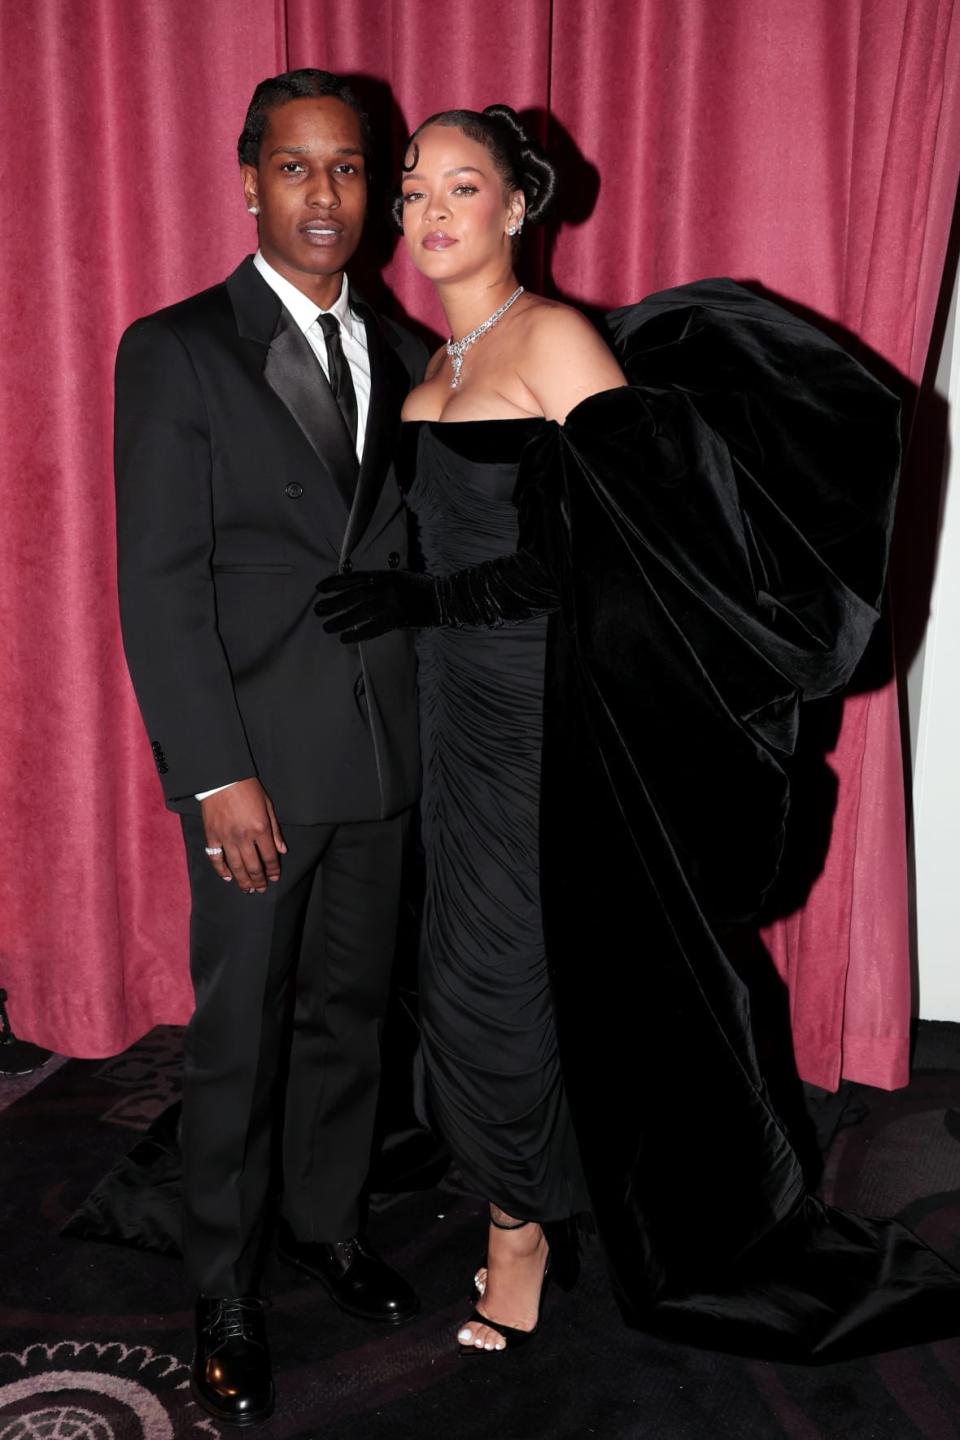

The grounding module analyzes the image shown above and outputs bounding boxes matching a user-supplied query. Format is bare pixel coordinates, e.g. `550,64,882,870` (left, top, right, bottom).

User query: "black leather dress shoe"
277,1223,420,1324
190,1295,274,1427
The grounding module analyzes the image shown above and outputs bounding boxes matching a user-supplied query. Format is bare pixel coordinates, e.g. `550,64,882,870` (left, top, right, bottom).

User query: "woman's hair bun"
481,104,558,225
482,104,528,142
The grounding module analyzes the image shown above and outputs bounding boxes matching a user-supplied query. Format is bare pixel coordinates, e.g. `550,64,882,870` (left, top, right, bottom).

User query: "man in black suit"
115,70,425,1427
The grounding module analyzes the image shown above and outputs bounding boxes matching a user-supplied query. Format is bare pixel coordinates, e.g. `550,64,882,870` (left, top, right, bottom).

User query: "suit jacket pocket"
212,563,294,574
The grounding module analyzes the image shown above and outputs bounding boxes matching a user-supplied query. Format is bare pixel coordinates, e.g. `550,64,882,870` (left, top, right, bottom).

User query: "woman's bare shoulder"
513,296,626,422
513,295,601,344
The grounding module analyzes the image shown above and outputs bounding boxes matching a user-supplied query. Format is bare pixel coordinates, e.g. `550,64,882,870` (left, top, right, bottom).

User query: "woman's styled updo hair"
393,103,558,229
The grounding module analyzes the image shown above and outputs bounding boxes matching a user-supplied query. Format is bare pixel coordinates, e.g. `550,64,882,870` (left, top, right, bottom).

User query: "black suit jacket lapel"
342,301,407,559
265,312,358,512
226,257,358,516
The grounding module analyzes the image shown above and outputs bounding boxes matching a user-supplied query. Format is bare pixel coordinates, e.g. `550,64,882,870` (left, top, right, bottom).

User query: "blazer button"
284,482,304,499
388,552,401,569
340,558,353,574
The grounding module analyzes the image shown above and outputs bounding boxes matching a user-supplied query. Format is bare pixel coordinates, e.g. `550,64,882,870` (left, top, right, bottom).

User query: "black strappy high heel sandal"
459,1213,579,1355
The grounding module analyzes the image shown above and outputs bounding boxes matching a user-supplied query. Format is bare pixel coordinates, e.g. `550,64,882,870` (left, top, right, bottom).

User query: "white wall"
911,265,960,1021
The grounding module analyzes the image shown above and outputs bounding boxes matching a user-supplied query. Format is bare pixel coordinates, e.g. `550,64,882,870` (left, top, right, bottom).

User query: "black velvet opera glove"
314,552,558,644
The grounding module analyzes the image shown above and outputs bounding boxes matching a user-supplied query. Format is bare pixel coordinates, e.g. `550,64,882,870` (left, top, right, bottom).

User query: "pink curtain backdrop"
2,1,958,1071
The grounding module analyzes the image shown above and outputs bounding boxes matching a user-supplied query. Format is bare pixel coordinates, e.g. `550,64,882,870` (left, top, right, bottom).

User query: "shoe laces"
203,1297,266,1341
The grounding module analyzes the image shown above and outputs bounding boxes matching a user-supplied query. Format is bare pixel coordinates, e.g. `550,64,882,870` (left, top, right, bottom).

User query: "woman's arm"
315,430,562,643
315,546,557,642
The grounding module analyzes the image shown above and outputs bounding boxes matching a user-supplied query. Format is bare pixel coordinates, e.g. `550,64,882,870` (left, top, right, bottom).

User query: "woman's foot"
457,1209,549,1352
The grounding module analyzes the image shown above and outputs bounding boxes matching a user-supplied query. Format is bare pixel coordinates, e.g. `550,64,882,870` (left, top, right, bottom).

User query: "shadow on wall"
890,186,960,692
335,75,424,344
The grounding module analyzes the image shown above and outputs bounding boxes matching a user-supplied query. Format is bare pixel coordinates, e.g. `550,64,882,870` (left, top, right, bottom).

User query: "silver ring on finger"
204,846,224,857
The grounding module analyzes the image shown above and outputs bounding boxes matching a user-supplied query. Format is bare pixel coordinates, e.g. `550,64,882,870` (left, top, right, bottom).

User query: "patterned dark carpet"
2,1023,960,1440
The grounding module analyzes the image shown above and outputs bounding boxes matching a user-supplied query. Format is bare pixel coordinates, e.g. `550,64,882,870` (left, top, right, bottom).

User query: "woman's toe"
457,1319,507,1351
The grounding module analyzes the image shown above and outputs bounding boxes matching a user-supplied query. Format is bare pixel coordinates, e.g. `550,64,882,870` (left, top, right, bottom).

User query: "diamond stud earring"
247,204,260,215
507,220,524,237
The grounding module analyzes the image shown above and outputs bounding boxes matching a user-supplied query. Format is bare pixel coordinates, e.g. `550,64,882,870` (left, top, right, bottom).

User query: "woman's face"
399,124,523,283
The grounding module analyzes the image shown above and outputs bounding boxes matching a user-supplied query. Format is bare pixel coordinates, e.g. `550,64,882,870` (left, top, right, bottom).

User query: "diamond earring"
507,220,523,237
248,204,260,215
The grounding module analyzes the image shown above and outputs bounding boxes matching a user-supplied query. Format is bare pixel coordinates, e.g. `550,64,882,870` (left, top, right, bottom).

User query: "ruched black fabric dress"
390,281,960,1362
399,417,588,1224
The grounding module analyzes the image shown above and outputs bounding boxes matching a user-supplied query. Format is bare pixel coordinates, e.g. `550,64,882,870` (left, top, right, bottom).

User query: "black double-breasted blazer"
115,255,426,824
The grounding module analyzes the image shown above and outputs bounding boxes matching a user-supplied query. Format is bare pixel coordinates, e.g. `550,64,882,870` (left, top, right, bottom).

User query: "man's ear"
240,164,259,214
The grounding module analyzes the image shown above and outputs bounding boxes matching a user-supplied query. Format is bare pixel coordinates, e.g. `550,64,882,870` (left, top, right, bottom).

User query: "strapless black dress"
399,418,587,1221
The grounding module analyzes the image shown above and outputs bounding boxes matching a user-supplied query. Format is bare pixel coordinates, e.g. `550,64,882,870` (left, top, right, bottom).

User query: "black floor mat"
2,1023,959,1439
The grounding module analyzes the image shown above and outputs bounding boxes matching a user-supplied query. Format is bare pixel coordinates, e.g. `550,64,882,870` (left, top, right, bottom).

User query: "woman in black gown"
318,106,960,1361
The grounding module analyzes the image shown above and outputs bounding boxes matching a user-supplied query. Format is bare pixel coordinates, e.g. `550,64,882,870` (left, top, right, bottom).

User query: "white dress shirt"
196,253,371,803
253,250,370,463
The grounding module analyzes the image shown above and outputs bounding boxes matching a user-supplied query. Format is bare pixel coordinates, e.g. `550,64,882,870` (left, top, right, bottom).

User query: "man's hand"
200,778,287,893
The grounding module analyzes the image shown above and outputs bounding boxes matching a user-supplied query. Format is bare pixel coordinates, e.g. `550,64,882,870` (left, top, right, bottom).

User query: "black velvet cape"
516,280,960,1360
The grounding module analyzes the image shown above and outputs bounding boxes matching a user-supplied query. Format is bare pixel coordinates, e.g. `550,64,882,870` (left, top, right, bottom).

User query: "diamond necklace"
445,286,524,389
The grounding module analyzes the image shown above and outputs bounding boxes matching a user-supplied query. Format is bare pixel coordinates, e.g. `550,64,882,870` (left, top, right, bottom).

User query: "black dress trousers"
179,811,406,1296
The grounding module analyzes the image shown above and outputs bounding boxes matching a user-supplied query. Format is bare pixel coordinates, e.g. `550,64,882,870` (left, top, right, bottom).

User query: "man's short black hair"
237,68,372,167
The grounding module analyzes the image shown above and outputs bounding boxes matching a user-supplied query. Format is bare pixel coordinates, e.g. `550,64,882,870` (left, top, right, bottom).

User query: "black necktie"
317,312,359,450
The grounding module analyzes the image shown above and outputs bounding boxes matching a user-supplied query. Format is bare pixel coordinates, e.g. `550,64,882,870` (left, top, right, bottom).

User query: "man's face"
241,96,367,288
